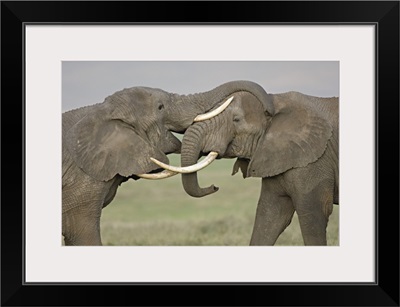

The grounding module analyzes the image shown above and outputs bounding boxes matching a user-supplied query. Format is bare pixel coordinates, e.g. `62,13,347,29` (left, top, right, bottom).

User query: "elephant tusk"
150,151,218,174
137,170,178,180
193,96,234,122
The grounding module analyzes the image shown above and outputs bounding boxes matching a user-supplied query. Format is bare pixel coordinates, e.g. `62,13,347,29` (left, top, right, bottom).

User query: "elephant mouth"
224,143,235,158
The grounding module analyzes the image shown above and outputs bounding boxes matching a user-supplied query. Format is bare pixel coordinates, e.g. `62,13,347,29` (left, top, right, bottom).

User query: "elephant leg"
62,205,102,246
250,179,295,245
293,185,334,246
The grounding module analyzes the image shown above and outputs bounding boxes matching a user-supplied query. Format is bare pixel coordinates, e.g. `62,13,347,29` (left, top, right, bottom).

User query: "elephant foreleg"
293,186,334,246
250,179,295,245
62,206,102,246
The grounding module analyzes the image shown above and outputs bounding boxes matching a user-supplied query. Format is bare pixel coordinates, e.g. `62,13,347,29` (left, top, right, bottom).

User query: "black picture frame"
1,1,399,306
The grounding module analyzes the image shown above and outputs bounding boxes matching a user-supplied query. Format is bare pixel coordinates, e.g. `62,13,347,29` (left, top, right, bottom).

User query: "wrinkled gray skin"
62,82,265,245
180,81,339,246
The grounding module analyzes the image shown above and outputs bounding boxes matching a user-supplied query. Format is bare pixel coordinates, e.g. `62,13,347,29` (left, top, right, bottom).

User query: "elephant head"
64,87,182,181
151,81,335,197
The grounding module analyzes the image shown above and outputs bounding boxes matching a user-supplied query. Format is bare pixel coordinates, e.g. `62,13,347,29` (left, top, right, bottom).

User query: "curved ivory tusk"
193,96,234,122
137,170,178,180
150,151,218,174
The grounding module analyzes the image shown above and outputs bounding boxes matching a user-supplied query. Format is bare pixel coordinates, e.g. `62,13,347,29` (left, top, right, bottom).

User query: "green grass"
101,154,339,246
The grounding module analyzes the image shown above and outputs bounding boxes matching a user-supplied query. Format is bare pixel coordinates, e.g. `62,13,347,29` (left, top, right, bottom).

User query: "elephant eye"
233,116,240,122
158,104,164,111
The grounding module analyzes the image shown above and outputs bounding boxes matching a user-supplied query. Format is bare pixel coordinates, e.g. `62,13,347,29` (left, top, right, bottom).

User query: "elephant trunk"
181,123,218,198
167,80,274,132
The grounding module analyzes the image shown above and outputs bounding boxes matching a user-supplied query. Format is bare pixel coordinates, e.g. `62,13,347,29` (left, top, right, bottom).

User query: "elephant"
152,81,339,246
62,81,269,245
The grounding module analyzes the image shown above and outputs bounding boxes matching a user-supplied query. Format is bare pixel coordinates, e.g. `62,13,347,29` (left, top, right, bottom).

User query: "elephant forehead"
136,87,169,101
229,100,244,115
240,95,265,121
109,87,167,106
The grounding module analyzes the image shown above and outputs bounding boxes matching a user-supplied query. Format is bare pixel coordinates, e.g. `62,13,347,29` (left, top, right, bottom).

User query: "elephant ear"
247,94,332,178
65,114,168,181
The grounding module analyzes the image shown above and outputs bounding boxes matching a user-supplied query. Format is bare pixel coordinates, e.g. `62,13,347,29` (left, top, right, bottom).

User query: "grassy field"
101,154,339,246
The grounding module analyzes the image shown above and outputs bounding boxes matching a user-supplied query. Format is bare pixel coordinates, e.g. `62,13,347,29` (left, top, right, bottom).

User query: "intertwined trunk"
167,80,273,132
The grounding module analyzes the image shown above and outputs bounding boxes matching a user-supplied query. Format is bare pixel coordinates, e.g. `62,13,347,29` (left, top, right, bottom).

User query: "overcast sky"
62,61,339,112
